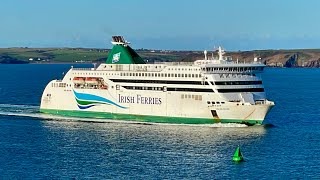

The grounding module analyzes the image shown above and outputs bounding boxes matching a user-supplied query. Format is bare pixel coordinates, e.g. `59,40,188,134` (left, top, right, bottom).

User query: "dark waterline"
0,64,319,178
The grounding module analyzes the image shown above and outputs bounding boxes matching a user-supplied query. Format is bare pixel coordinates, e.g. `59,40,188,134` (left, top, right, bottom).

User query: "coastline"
1,47,320,67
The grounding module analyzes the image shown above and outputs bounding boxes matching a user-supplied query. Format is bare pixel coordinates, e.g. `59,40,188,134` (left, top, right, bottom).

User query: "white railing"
72,68,94,71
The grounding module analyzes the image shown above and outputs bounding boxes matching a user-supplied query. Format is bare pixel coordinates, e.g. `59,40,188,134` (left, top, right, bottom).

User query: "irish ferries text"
118,94,162,105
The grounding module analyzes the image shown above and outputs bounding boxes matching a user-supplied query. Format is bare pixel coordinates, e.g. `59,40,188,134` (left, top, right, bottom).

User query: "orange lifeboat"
85,77,99,85
73,77,85,84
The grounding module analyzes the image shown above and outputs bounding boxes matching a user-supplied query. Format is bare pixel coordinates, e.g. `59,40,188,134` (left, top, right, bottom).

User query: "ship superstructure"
40,36,274,125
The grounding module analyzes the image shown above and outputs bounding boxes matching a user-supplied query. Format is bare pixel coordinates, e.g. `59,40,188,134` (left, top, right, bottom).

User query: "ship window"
199,96,202,100
181,94,184,99
181,74,184,77
207,101,210,104
188,74,191,77
165,74,167,77
168,74,170,77
175,74,177,77
171,74,174,77
178,74,180,77
192,74,195,78
222,102,225,104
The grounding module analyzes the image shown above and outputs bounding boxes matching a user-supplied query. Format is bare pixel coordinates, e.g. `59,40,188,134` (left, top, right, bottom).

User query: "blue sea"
0,64,319,179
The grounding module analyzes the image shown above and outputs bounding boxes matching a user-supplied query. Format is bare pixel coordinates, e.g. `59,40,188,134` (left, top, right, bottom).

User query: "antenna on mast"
218,46,225,60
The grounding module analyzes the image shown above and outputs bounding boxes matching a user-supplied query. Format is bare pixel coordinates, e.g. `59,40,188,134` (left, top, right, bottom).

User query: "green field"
0,48,187,64
0,48,108,63
1,47,320,67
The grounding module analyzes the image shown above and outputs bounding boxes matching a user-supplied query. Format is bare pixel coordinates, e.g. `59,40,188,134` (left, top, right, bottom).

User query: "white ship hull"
40,36,274,125
40,77,274,125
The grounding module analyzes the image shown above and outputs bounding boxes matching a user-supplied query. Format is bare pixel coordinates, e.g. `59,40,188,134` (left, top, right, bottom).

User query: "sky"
1,0,320,50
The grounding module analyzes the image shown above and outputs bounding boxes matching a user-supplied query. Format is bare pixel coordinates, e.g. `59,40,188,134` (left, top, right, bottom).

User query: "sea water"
0,64,319,179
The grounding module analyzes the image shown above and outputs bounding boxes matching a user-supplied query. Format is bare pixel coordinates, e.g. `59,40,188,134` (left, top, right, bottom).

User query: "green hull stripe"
75,98,103,106
39,109,262,125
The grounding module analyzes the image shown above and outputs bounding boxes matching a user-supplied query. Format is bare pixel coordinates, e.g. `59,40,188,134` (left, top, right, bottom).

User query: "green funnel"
232,146,244,162
106,36,145,64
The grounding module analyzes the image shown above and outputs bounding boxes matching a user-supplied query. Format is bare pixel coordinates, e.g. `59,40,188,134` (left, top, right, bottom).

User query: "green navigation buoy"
232,146,244,162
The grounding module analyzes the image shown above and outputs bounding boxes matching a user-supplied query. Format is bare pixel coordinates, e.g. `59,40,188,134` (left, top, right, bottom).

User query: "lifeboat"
85,77,99,85
73,77,85,84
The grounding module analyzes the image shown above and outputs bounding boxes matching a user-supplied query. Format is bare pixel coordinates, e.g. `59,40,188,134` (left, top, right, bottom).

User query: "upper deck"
83,61,265,75
72,36,265,75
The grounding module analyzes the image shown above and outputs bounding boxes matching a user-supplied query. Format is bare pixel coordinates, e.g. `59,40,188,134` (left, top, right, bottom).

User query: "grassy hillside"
0,48,108,63
1,47,320,67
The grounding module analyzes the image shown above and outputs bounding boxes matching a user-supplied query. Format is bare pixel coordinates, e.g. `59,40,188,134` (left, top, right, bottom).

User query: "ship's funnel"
106,36,145,64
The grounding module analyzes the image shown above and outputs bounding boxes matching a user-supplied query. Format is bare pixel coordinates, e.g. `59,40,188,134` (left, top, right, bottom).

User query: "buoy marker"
232,146,244,162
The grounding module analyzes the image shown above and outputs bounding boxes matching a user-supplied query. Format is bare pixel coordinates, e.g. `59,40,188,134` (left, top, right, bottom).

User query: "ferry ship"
40,36,274,125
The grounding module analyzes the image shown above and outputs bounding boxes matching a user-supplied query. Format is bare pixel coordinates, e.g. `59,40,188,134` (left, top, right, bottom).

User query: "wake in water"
0,104,248,128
